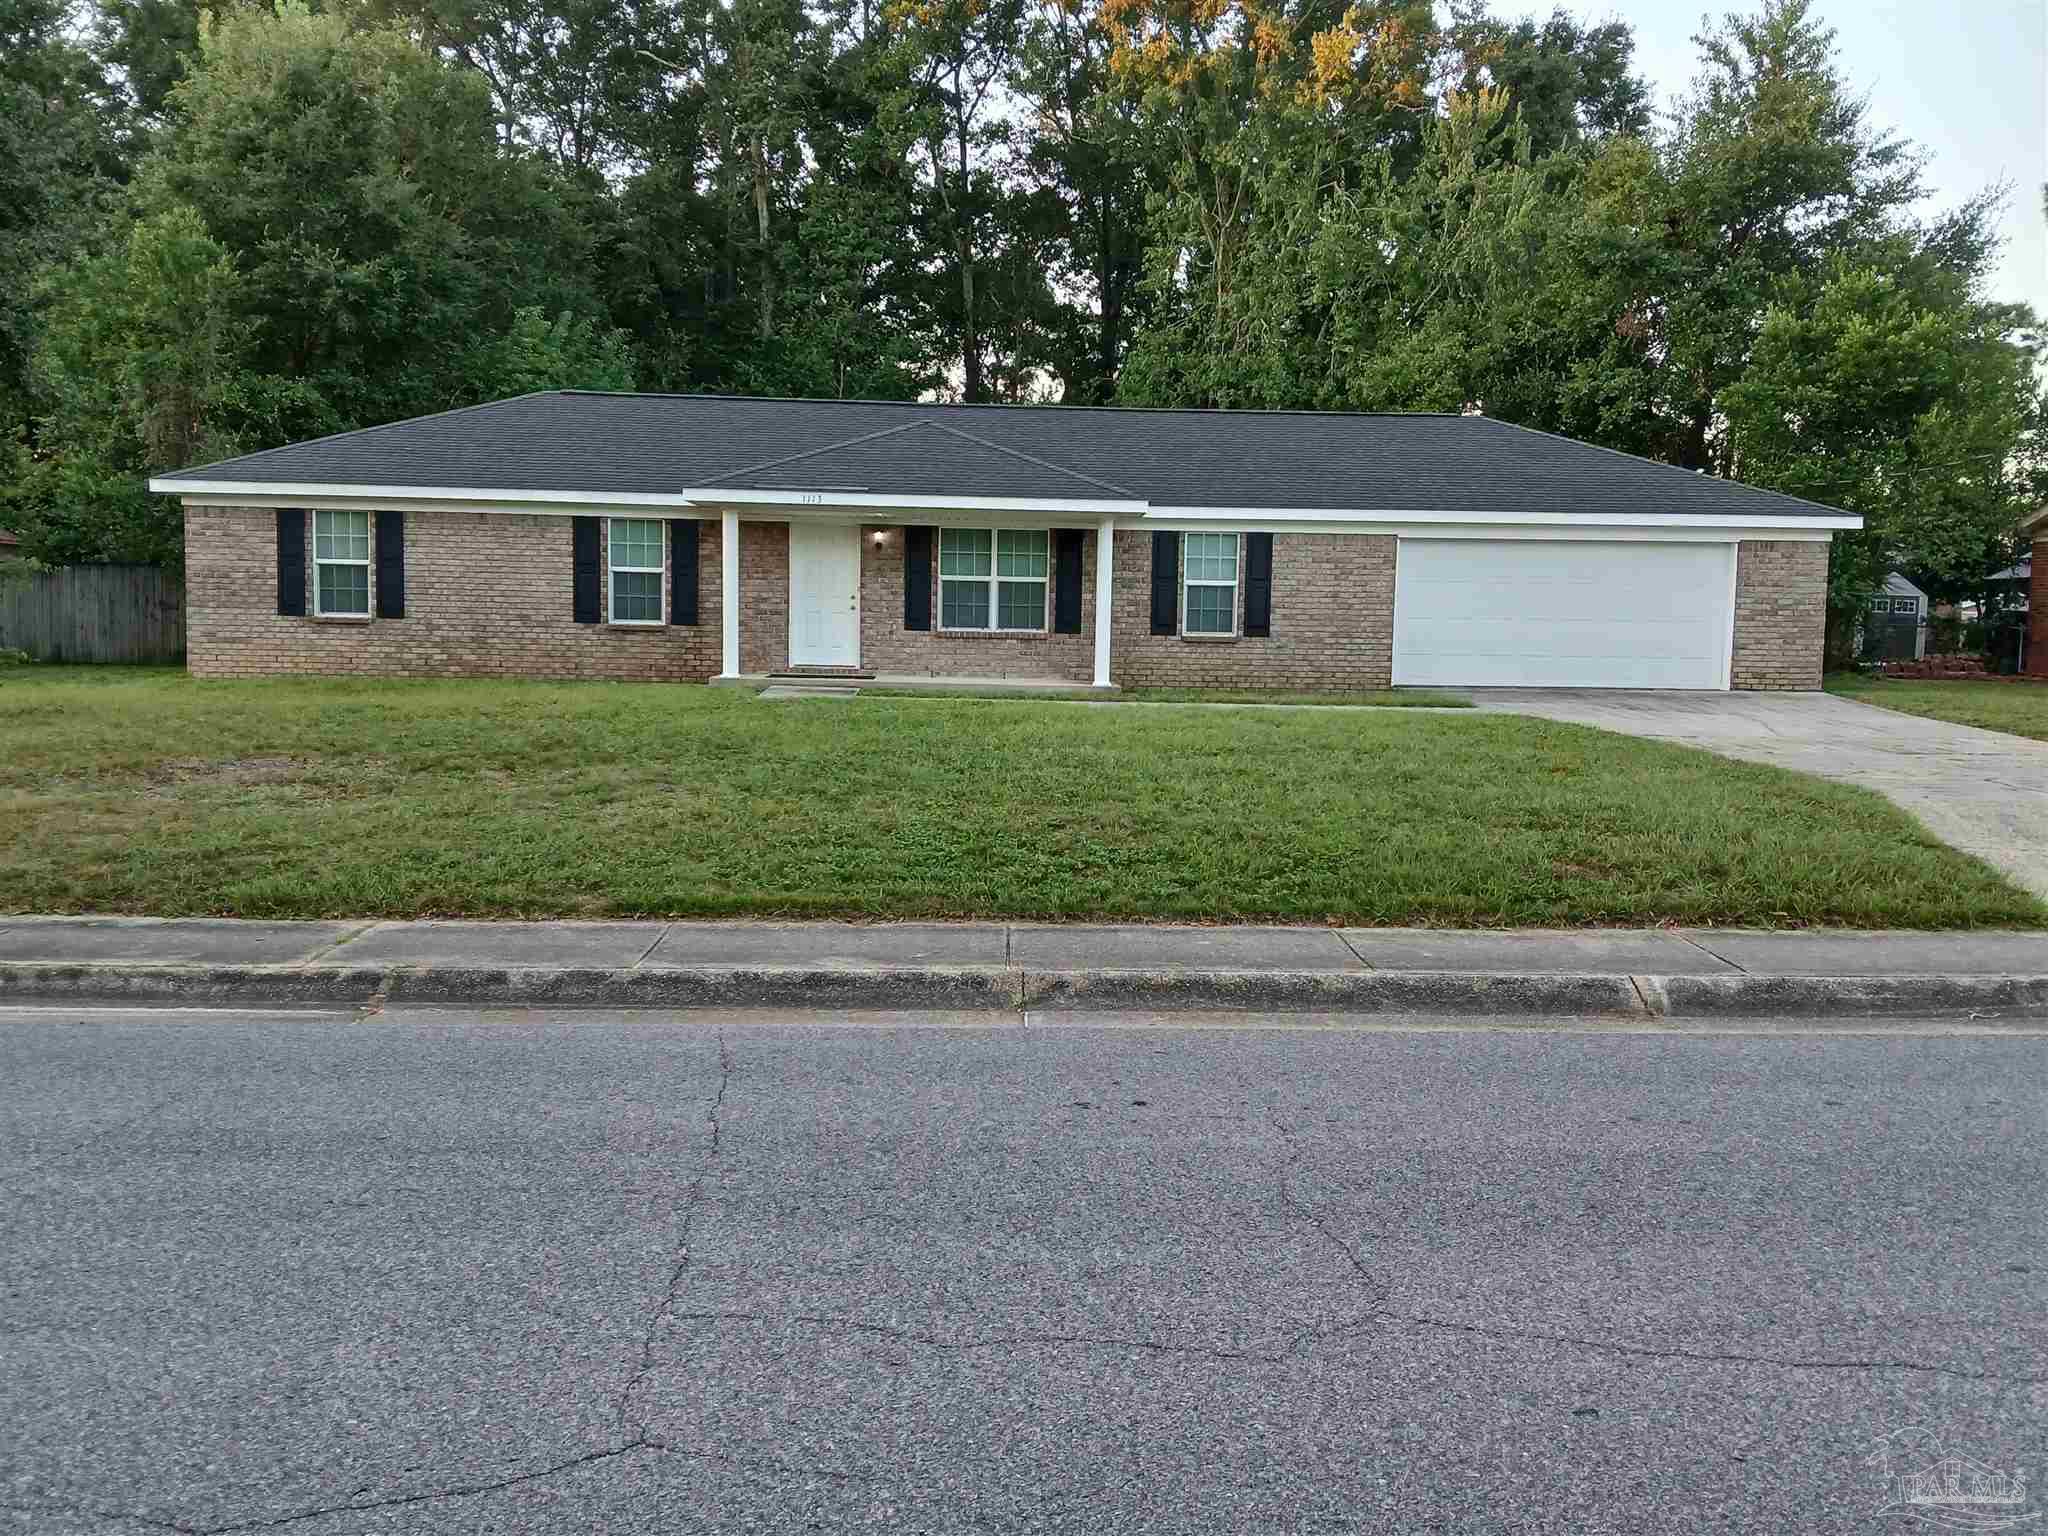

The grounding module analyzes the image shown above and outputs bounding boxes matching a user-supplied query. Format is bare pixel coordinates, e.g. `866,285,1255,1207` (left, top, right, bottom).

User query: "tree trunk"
960,231,981,402
954,112,980,403
1096,207,1122,400
752,133,773,340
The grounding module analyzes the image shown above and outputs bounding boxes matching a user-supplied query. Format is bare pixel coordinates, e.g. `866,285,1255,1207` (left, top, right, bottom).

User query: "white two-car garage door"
1392,538,1735,690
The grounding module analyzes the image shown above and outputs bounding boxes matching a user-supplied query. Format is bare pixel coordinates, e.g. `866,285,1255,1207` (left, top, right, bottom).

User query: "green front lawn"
2,667,2038,926
1826,673,2048,743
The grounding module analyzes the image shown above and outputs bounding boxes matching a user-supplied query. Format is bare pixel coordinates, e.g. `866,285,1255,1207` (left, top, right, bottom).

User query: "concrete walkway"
1470,689,2048,901
2,916,2045,1020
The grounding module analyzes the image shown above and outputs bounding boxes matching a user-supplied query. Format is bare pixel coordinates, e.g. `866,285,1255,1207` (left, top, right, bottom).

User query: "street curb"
0,964,1026,1012
1647,973,2048,1019
1018,969,1646,1016
5,962,2048,1019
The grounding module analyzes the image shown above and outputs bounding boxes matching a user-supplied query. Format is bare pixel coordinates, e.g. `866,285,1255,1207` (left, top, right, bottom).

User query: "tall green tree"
16,2,632,565
1724,250,2042,660
12,206,267,564
1,0,126,454
1011,0,1161,401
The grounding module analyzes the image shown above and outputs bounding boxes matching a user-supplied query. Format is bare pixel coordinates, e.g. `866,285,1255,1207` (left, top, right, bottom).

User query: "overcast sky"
1492,1,2047,317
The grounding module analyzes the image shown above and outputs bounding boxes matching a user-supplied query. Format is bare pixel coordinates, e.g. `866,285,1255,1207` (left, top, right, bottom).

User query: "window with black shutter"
571,516,601,624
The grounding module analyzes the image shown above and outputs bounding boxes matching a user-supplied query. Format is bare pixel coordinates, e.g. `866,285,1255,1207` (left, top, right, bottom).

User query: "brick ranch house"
150,392,1860,691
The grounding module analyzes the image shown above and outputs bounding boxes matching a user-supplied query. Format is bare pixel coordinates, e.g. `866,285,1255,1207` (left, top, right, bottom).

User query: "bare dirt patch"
145,756,307,791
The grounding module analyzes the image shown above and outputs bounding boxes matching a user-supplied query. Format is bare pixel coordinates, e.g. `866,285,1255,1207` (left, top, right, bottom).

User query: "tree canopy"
2,0,2038,649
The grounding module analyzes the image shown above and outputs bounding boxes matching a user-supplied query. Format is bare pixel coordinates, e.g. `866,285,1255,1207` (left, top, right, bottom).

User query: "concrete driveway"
1469,689,2048,901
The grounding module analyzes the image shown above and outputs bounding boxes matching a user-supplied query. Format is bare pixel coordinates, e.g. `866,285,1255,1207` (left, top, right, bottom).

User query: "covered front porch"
707,507,1120,689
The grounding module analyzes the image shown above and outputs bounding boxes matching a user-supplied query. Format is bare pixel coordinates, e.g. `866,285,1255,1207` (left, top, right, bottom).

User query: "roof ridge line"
921,421,1137,498
695,420,926,486
556,388,1469,421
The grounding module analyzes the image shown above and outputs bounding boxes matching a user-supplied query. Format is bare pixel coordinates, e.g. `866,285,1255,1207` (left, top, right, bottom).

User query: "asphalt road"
2,1007,2043,1534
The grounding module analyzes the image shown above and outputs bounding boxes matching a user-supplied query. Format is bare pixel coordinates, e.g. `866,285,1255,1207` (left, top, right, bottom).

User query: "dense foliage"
1,0,2039,645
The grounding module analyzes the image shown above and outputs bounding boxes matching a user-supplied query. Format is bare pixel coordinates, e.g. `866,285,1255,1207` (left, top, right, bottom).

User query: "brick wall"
846,526,1396,687
1729,538,1827,690
186,505,724,681
737,520,790,675
2028,538,2047,678
188,508,1830,692
1109,531,1396,690
858,525,1095,681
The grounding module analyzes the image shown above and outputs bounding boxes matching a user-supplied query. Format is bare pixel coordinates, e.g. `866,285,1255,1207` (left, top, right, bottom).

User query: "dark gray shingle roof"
160,391,1849,520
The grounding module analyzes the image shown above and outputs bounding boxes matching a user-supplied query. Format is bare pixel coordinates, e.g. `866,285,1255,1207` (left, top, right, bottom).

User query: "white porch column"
1092,517,1115,688
719,508,741,677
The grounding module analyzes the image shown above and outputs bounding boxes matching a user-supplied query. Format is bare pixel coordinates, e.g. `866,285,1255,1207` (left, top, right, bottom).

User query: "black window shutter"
276,509,306,616
1052,529,1084,634
1242,532,1273,637
374,510,405,618
903,526,933,631
572,516,601,624
1149,531,1180,636
670,519,699,626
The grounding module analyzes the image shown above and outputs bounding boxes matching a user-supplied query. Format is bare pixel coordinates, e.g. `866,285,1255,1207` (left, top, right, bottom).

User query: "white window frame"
311,509,371,617
937,527,1049,634
1180,532,1240,637
607,516,665,626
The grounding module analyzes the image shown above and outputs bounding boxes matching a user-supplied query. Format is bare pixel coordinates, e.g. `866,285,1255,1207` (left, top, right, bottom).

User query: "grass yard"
855,686,1471,707
2,667,2039,927
1827,672,2048,744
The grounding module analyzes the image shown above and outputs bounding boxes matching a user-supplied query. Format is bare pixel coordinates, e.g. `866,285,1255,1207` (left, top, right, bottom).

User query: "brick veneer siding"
188,508,1829,691
1729,538,1828,690
850,526,1395,687
1110,530,1396,690
858,525,1096,680
2027,538,2047,677
186,504,726,681
736,520,790,675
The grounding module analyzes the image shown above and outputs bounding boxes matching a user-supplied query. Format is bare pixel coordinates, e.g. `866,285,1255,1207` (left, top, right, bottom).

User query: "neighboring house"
1863,573,1928,661
147,392,1861,692
0,528,19,559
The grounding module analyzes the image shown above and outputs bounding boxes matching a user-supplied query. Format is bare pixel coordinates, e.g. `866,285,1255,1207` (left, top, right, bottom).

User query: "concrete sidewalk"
1,916,2045,1020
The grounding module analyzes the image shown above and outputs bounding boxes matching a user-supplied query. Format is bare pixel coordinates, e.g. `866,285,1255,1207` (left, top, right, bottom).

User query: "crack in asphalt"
4,1435,896,1535
661,1307,1368,1365
613,1030,733,1436
1264,1111,2030,1384
1380,1311,2040,1383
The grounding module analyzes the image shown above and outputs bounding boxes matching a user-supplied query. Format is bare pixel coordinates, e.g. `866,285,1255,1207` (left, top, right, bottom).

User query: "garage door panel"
1399,575,1728,625
1393,539,1733,690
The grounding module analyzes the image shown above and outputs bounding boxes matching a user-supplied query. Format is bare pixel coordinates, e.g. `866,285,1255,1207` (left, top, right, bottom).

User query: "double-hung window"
608,518,664,624
312,510,370,616
1182,532,1239,635
939,528,1047,631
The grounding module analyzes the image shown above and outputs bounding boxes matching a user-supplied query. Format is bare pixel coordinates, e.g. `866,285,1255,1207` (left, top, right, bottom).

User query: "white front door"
1392,538,1735,690
787,522,862,668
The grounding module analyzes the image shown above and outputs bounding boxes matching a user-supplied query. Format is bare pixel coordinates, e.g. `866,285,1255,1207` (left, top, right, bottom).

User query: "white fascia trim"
1130,519,1837,543
150,479,702,512
1135,505,1861,531
681,488,1150,515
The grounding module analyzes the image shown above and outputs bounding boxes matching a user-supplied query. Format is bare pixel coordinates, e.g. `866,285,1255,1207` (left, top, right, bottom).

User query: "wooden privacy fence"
0,564,185,663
